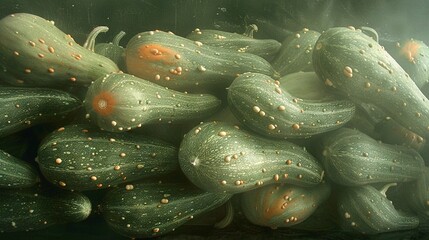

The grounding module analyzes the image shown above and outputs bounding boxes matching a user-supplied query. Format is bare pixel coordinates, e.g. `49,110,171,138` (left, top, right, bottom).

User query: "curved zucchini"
178,121,324,194
84,73,221,132
0,13,119,87
94,31,126,71
100,180,231,238
0,149,39,188
0,185,91,232
227,72,355,138
0,87,81,138
402,167,429,215
125,30,278,91
312,27,429,139
240,181,331,228
337,184,419,234
272,29,320,76
320,128,424,186
37,124,178,191
186,28,281,60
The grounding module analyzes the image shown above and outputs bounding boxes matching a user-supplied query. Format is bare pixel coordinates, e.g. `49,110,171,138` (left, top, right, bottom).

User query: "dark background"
0,0,428,46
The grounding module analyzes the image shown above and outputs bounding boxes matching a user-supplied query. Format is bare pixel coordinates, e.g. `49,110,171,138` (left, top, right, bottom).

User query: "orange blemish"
401,40,421,63
262,186,288,221
92,91,116,116
126,43,182,81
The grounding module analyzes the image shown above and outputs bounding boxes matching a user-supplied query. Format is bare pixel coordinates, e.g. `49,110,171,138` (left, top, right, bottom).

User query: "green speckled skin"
227,72,355,138
320,128,424,186
0,149,39,188
37,124,178,191
0,87,81,138
240,182,331,228
313,27,429,139
337,185,419,234
0,185,91,233
100,181,231,238
178,121,324,194
0,13,119,87
84,73,221,132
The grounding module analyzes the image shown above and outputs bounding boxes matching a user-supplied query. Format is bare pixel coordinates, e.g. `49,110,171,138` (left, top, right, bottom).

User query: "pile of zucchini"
1,12,429,239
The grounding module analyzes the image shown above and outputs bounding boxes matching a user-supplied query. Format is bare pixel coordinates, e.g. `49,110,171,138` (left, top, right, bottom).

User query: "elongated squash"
84,73,221,132
312,27,429,139
186,28,281,60
0,149,39,188
0,185,91,232
100,180,231,238
125,30,278,91
337,184,419,234
0,13,119,87
227,72,355,138
240,182,331,228
320,128,424,186
0,87,81,138
37,124,178,191
178,121,324,194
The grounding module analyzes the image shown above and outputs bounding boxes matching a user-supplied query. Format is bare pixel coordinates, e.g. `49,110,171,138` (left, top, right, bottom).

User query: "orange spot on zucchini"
401,40,421,63
92,91,116,116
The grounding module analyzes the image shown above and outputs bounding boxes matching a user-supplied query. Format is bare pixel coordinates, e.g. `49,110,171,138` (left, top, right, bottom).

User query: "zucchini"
100,180,231,238
227,72,355,138
0,13,119,87
320,128,424,186
312,27,429,139
337,184,419,234
178,121,324,194
0,185,91,232
0,149,39,188
37,124,178,191
401,166,429,215
186,27,281,61
272,29,321,76
125,30,278,91
0,87,81,138
240,181,331,228
84,72,221,132
94,31,126,71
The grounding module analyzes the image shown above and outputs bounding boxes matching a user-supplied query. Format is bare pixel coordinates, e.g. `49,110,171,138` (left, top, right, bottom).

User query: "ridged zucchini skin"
0,87,81,138
94,31,126,71
240,182,331,228
37,124,178,191
125,30,278,91
386,39,429,88
337,185,419,234
0,149,39,188
84,73,221,132
0,13,119,87
178,121,324,194
401,167,429,215
312,27,429,139
320,128,424,186
272,29,320,76
0,185,91,233
100,181,231,238
227,72,355,138
186,28,281,61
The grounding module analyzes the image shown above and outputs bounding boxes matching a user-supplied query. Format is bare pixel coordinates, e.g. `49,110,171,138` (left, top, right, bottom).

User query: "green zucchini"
0,149,39,188
0,13,119,87
312,27,429,139
0,185,91,233
100,180,231,238
0,87,81,138
178,121,324,194
227,72,355,138
37,124,178,191
337,184,419,234
84,72,221,132
125,30,278,91
186,27,281,61
272,29,321,76
401,166,429,215
240,181,331,228
386,38,429,88
320,128,424,186
94,31,126,71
